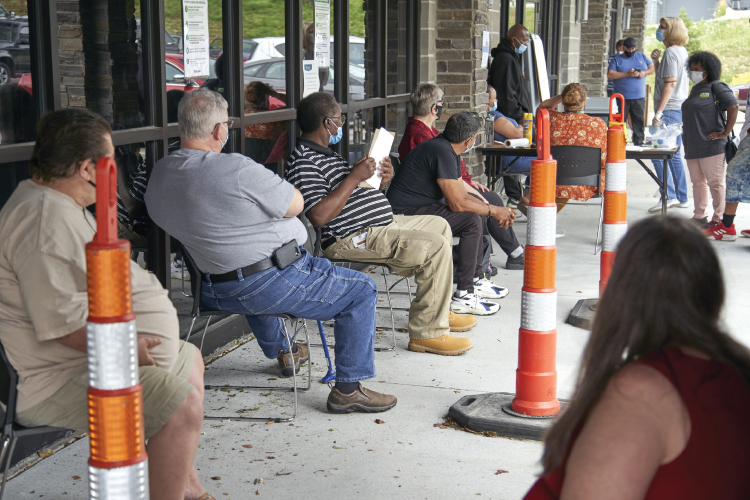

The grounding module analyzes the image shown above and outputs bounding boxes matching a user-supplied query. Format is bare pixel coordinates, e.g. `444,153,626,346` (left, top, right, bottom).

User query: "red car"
15,53,205,96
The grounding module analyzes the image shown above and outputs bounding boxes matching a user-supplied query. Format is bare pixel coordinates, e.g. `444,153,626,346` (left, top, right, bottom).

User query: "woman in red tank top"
525,216,750,500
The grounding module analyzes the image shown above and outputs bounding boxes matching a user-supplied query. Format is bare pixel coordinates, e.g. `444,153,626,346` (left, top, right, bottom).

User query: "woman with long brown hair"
525,216,750,499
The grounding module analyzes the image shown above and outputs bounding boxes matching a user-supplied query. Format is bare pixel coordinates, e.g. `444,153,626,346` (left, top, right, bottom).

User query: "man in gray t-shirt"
146,89,397,414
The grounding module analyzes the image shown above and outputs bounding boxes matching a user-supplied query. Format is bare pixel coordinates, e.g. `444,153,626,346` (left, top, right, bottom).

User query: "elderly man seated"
0,109,210,500
145,89,396,413
387,112,516,316
399,83,525,271
286,92,474,356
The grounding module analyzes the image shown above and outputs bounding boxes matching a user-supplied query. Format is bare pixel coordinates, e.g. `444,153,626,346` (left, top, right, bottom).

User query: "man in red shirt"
398,83,524,270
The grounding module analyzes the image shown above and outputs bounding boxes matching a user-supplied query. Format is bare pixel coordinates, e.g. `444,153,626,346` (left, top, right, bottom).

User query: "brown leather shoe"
277,343,309,377
326,384,397,414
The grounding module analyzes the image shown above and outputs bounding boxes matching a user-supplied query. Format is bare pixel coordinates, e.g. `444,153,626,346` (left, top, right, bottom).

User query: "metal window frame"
0,0,422,290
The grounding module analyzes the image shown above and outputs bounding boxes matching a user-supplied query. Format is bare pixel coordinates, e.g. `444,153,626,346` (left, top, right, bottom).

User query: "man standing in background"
607,37,654,146
488,24,531,205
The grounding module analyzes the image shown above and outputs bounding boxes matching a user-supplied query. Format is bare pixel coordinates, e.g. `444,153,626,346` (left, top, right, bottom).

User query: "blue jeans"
502,155,533,174
651,109,688,203
200,249,378,383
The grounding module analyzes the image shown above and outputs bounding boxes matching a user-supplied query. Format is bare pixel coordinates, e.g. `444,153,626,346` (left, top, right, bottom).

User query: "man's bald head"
507,24,530,46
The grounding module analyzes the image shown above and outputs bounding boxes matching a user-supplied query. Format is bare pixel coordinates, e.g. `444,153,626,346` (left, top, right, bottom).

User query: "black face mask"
435,104,443,120
624,51,635,58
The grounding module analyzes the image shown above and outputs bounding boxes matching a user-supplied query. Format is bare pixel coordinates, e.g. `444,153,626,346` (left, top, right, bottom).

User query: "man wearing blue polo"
607,37,654,146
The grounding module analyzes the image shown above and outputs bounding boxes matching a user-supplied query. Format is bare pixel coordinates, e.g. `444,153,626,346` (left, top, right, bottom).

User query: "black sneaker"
506,253,524,270
507,198,519,208
690,217,709,229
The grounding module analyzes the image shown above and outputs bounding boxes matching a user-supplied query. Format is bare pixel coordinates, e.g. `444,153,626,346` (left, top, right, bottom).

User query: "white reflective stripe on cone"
520,291,557,332
603,223,628,253
87,320,139,390
604,161,627,192
89,460,148,500
527,206,557,247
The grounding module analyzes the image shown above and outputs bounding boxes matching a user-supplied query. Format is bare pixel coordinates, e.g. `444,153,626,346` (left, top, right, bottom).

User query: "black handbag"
713,82,740,163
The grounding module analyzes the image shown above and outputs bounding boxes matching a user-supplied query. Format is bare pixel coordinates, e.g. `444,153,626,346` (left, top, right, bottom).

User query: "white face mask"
689,70,705,85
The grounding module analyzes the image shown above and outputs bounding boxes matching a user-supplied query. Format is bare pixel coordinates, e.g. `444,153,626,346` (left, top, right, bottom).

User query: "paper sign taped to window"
303,59,320,98
364,127,395,189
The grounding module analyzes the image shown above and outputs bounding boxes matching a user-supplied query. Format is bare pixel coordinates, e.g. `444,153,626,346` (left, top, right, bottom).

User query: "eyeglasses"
215,119,234,130
326,115,347,125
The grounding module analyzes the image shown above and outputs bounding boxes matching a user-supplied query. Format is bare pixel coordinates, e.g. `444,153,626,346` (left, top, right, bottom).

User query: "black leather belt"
321,237,337,251
207,242,303,283
205,257,276,284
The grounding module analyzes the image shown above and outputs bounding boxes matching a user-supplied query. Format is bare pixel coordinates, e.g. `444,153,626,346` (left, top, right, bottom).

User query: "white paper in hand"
364,127,395,189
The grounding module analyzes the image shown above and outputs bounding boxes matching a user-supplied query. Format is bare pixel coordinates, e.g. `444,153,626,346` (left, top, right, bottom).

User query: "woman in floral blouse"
541,83,608,204
244,81,286,165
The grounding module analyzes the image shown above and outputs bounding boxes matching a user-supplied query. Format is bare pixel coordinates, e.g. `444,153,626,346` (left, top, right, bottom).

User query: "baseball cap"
623,37,637,49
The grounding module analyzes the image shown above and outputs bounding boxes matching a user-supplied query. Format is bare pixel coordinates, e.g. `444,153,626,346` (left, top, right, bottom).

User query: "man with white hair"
145,89,396,414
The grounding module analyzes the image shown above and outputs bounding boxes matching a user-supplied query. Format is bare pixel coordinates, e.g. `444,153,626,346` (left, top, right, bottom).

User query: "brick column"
579,0,612,97
623,0,647,49
435,0,488,180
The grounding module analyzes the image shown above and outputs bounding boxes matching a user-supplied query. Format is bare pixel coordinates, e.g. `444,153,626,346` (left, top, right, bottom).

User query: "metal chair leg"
0,436,16,499
375,267,397,352
203,316,311,423
595,200,604,255
199,315,213,354
405,277,413,302
184,316,197,342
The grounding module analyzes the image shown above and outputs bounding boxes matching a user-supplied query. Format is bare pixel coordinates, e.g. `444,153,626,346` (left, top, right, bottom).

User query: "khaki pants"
325,215,453,340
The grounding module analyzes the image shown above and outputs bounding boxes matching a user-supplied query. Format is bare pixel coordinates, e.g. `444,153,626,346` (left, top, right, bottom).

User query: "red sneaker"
741,229,750,238
704,223,737,241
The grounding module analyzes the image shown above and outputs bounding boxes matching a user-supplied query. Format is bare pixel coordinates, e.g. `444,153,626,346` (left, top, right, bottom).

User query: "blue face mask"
656,28,664,42
327,120,343,145
489,102,497,112
464,136,476,154
514,37,528,54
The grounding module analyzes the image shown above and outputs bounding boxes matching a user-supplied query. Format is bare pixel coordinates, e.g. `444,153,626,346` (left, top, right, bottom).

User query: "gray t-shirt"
682,81,738,160
654,45,689,111
145,149,307,274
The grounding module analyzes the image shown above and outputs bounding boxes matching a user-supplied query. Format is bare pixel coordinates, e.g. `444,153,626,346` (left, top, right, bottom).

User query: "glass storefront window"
0,0,35,146
387,0,409,96
302,0,334,97
352,1,375,101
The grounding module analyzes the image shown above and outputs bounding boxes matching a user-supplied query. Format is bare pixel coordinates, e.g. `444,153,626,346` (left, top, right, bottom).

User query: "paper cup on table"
505,138,530,148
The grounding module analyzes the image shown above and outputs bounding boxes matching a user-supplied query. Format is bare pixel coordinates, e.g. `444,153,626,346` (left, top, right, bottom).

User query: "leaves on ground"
37,449,54,459
242,444,253,448
374,419,385,424
72,475,81,480
495,469,509,475
211,476,221,480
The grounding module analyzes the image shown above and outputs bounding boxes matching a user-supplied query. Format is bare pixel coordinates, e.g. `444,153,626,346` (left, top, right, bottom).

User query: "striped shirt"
286,138,393,240
116,151,149,236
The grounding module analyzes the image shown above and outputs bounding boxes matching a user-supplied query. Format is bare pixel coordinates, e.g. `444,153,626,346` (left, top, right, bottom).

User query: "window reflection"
244,81,286,165
0,1,35,146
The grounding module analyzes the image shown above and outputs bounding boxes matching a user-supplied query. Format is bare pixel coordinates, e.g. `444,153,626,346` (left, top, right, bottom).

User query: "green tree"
679,8,702,53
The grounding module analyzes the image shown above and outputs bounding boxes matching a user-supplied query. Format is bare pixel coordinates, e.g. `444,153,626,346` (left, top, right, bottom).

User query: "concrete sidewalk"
11,159,750,499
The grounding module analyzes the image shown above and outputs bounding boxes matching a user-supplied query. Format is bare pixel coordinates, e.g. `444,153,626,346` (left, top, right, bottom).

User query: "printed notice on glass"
182,0,210,79
314,0,331,68
303,59,320,98
482,31,490,68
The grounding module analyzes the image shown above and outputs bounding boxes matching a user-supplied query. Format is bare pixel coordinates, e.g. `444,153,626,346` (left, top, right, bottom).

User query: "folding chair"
313,227,415,352
0,343,69,499
179,246,312,423
550,145,604,254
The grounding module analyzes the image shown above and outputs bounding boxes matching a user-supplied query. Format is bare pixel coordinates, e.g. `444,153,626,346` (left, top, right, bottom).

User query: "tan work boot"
448,310,477,332
408,334,473,356
326,384,397,413
276,343,309,377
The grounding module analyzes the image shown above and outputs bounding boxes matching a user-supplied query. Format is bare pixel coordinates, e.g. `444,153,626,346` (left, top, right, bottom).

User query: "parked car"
243,57,365,100
274,36,365,68
135,19,182,53
15,53,202,96
209,38,256,61
0,5,9,18
0,18,29,85
165,53,205,92
731,82,749,113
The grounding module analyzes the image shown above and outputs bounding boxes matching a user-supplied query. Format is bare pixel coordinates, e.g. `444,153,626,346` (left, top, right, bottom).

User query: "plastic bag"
646,122,682,148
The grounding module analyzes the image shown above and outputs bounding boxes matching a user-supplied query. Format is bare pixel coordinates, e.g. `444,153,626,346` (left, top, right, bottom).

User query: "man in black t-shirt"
286,92,475,356
387,112,516,315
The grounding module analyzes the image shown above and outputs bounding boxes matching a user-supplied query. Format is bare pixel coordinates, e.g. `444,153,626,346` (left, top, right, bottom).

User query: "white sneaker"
473,278,509,299
451,293,500,316
647,198,679,213
171,261,190,280
677,201,690,208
